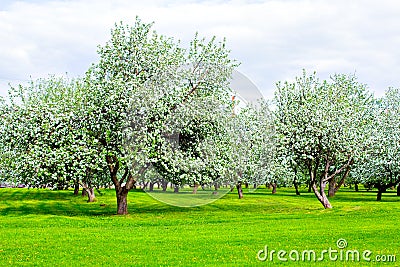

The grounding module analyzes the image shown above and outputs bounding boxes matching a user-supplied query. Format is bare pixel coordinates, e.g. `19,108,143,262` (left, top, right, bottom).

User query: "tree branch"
323,156,353,182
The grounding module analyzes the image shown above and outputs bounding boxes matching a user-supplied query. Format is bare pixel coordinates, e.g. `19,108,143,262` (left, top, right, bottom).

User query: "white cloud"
1,0,400,99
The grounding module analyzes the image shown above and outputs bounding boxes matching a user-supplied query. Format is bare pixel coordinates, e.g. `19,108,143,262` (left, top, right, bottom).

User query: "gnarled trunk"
86,188,96,203
81,183,95,202
312,180,332,209
106,155,138,215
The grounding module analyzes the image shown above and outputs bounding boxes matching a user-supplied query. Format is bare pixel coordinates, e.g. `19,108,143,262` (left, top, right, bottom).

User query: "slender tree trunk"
271,183,277,194
292,167,300,195
174,185,179,193
397,184,400,196
333,167,350,195
142,182,149,190
73,182,79,196
214,183,219,191
293,171,300,195
253,184,257,189
161,179,167,192
236,182,243,199
355,183,359,192
308,182,312,193
149,182,154,192
193,184,199,194
294,181,300,195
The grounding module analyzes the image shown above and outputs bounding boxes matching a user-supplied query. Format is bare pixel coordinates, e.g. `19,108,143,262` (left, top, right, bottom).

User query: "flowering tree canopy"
274,70,373,208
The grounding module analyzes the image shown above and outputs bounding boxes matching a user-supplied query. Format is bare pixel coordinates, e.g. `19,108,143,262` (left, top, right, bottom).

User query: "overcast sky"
1,0,400,99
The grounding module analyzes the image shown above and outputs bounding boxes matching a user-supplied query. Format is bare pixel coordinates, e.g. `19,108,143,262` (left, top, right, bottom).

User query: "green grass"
0,186,399,266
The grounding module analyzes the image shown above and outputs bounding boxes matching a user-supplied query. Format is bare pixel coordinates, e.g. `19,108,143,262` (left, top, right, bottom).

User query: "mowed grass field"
0,186,399,266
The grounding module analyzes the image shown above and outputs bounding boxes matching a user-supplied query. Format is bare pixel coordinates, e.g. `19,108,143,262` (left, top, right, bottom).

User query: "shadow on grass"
0,188,209,217
2,187,399,217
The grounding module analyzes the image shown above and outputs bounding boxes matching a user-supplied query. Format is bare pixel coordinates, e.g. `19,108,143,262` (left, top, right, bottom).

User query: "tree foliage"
0,77,107,201
274,70,373,208
352,87,400,200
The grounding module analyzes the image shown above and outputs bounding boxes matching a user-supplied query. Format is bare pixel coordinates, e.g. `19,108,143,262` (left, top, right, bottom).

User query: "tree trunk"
141,182,149,190
328,178,336,197
82,188,87,197
312,180,332,209
149,182,154,192
293,167,300,195
376,184,389,201
174,185,179,193
73,182,79,195
355,183,359,192
116,189,129,215
193,184,199,194
293,177,300,196
161,179,167,192
236,182,243,199
106,155,138,215
377,187,383,201
214,183,219,191
271,183,277,194
86,188,96,203
397,184,400,196
308,181,312,193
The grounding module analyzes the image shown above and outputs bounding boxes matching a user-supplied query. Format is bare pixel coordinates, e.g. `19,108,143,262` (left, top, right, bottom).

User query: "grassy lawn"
0,186,399,266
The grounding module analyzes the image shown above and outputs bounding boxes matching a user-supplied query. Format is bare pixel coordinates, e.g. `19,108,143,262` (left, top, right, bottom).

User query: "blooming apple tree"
85,17,237,214
274,70,373,208
352,87,400,200
0,76,107,202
